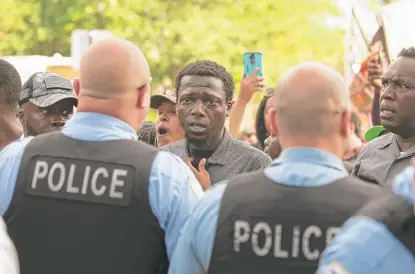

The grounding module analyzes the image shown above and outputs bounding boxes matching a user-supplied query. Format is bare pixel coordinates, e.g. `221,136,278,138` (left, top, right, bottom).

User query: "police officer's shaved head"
273,62,349,137
73,38,151,131
79,38,150,98
271,63,350,156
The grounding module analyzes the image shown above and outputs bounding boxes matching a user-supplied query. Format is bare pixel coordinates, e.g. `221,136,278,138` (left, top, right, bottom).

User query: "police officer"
317,163,415,274
0,38,203,274
168,63,379,274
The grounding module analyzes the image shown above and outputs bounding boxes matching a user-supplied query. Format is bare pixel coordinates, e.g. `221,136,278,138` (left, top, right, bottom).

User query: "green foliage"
0,0,345,121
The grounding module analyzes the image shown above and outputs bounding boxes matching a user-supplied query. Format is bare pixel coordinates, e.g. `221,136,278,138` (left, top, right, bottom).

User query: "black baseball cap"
19,72,77,107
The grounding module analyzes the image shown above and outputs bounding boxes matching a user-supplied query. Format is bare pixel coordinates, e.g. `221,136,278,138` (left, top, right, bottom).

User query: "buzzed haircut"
175,60,235,102
398,47,415,58
0,59,22,109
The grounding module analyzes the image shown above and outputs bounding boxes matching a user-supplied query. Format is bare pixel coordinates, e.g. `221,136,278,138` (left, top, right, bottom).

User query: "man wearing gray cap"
150,89,184,147
18,72,78,137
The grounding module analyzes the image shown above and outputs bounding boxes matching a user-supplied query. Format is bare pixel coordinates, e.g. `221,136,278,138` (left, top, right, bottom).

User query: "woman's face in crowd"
263,97,276,135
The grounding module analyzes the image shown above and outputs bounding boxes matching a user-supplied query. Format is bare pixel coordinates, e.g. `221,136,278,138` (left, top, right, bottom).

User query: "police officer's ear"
269,108,279,136
72,78,80,97
340,111,351,138
136,84,150,109
226,100,234,117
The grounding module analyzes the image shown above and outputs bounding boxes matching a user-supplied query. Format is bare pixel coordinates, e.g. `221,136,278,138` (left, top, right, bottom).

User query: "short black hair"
0,59,22,109
255,96,270,150
137,125,157,147
175,60,235,102
398,47,415,58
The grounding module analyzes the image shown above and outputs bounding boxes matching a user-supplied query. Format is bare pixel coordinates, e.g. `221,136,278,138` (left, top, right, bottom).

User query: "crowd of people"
0,36,415,274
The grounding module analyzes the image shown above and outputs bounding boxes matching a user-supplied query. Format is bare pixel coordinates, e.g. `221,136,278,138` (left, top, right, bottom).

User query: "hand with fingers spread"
239,67,266,103
367,54,384,91
186,158,212,191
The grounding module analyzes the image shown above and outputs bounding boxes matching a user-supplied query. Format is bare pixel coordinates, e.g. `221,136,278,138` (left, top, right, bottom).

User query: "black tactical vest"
208,170,379,274
356,189,415,256
4,132,168,274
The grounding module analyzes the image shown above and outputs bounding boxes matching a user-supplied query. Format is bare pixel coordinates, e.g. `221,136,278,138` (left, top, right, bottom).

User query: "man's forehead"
180,75,223,88
385,57,415,78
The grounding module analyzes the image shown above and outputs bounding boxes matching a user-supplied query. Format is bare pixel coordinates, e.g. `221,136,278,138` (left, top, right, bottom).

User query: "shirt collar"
184,129,232,166
272,147,347,172
62,112,137,141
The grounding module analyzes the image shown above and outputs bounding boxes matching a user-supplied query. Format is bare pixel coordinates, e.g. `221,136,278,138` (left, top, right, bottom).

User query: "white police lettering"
233,220,340,260
30,160,128,199
234,220,250,252
32,161,48,188
291,226,300,258
274,225,288,258
91,167,108,196
252,222,273,257
48,162,66,192
81,166,91,195
109,169,127,199
66,164,79,194
302,225,322,260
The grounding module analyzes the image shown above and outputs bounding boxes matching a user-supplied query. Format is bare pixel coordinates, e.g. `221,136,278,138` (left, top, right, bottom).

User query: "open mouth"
157,128,168,136
188,122,207,133
380,106,395,118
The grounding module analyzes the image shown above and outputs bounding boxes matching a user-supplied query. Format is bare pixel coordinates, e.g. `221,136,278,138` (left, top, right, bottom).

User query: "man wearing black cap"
150,89,184,147
19,72,78,137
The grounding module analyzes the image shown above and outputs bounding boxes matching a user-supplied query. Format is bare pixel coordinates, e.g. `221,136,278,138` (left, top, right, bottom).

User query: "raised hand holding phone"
239,67,265,103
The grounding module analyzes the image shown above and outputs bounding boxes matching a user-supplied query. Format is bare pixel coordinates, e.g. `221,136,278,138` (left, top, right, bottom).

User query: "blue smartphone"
243,52,263,77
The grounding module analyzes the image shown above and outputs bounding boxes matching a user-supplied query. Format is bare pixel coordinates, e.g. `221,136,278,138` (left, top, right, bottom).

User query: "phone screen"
244,52,263,77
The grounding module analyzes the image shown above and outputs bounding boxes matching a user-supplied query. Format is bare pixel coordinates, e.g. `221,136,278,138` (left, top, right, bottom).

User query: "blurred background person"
228,68,265,144
236,127,257,146
18,72,77,137
150,89,184,147
0,59,23,150
254,87,276,150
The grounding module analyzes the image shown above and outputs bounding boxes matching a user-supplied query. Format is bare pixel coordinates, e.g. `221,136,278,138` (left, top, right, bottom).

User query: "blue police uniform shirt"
317,165,415,274
0,112,203,260
168,147,349,274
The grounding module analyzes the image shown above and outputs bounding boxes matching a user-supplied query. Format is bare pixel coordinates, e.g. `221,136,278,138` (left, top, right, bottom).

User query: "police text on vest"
26,156,135,206
233,220,340,262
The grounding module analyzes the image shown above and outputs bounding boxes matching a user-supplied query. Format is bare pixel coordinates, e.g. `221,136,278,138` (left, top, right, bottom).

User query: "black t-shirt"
188,147,214,170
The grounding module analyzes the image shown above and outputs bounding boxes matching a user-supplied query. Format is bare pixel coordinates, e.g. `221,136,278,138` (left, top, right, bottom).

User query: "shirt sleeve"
0,137,32,215
391,166,414,204
249,154,272,171
148,151,204,260
317,217,415,274
0,217,19,274
168,181,228,274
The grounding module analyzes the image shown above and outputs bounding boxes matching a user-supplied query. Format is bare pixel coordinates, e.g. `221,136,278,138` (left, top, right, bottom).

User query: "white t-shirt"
0,217,19,274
